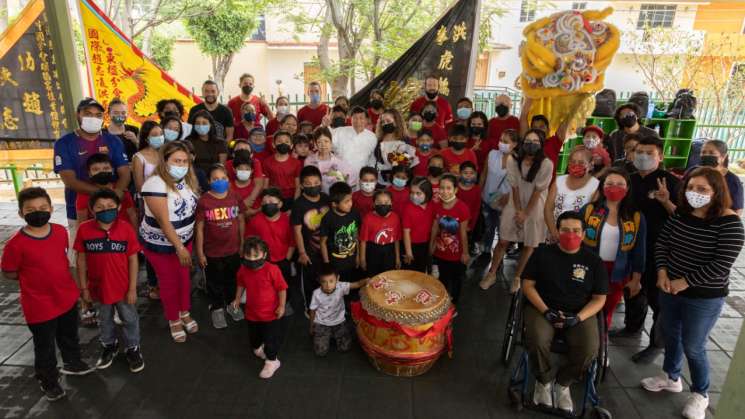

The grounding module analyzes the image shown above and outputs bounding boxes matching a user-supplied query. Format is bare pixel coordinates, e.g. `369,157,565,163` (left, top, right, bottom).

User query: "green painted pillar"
717,320,745,418
44,0,83,131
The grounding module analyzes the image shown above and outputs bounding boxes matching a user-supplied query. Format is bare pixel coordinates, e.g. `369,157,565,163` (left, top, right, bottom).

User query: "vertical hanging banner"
0,0,68,142
350,0,479,113
78,0,201,126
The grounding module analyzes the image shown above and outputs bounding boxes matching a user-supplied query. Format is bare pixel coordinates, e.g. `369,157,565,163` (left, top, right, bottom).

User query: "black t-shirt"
522,244,608,313
630,168,680,244
188,103,234,140
104,124,139,162
187,136,229,174
319,208,361,271
291,194,330,259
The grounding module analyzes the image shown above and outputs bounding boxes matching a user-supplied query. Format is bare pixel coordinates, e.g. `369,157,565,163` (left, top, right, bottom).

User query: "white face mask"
685,191,712,209
277,105,289,115
583,138,600,150
498,143,512,153
236,169,252,182
80,117,103,134
360,182,376,193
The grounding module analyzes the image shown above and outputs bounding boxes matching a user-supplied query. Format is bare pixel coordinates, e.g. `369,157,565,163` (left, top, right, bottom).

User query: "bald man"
487,94,520,146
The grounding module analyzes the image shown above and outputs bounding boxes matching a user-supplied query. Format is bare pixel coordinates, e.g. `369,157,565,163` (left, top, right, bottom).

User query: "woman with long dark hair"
186,110,228,174
368,108,419,185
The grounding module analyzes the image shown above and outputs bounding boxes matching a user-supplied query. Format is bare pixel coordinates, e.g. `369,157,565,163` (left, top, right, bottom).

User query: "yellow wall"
694,3,745,33
0,149,53,168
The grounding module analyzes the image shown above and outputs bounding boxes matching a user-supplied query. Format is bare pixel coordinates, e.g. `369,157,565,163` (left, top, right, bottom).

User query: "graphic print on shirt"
83,238,129,254
303,206,329,251
571,264,588,283
204,205,241,223
333,221,358,259
435,215,461,254
374,227,396,245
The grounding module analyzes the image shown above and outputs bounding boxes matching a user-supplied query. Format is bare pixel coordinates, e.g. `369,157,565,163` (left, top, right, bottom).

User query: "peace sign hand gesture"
654,177,670,204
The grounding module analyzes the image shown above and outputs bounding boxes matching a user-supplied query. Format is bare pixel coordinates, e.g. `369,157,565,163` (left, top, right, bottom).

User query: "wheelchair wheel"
501,290,522,366
590,406,612,419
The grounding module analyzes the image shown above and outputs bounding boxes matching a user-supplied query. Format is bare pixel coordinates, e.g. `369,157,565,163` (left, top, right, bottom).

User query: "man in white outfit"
330,106,378,185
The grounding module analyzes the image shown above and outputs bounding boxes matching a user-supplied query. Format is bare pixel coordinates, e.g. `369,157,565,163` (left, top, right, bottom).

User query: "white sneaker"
641,373,683,393
259,359,281,379
556,385,573,413
682,393,708,419
431,264,439,278
253,345,266,360
532,380,552,407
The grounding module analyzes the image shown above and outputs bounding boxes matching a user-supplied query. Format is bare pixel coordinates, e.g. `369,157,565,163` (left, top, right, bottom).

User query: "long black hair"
595,167,636,221
138,120,161,151
515,128,546,183
187,109,219,143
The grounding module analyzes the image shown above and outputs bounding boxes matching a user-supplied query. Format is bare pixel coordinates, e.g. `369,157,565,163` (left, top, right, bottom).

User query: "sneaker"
211,308,228,329
39,379,66,402
532,380,552,407
96,343,119,369
608,327,641,338
682,392,709,419
259,359,281,379
556,384,573,413
60,360,95,376
226,304,243,322
125,346,145,373
253,345,266,360
641,373,683,393
431,264,440,278
632,346,662,364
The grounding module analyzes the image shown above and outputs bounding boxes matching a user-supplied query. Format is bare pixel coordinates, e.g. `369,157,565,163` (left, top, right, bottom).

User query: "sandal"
180,312,199,334
169,321,186,343
148,286,160,300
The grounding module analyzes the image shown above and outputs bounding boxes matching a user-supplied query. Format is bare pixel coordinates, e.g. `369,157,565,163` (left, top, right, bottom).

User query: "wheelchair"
503,288,611,419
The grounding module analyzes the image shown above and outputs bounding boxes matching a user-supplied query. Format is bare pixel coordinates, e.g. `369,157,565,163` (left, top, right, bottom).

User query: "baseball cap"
77,97,105,113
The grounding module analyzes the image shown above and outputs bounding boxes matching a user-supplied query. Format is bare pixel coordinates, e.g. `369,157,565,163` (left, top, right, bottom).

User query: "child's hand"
126,289,137,305
360,259,367,271
298,253,311,266
198,254,207,269
231,299,240,310
395,258,401,270
403,253,413,264
275,304,285,319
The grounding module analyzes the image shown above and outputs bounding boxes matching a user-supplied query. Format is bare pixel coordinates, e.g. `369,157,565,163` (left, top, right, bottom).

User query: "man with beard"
188,80,235,141
410,75,453,128
227,73,273,128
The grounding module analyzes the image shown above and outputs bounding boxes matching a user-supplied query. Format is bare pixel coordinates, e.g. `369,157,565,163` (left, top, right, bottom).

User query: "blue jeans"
481,203,502,251
660,292,723,395
99,301,141,349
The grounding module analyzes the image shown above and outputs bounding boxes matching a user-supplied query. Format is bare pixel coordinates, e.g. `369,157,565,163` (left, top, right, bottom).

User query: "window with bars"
572,2,587,10
637,4,676,29
520,0,537,23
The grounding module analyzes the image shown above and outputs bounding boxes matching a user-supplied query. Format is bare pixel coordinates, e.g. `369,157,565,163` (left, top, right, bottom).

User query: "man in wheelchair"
521,211,608,413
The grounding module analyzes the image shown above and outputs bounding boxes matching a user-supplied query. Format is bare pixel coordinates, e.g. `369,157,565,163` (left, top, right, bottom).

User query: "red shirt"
402,201,434,244
439,148,479,174
410,96,453,128
262,155,302,199
367,108,381,127
543,135,562,183
423,122,448,145
265,118,280,136
1,224,79,324
432,199,470,261
73,219,140,304
360,212,401,245
230,180,261,210
297,104,330,128
245,212,295,262
237,262,288,322
228,95,270,127
352,191,374,219
196,191,247,257
226,158,265,183
468,136,490,169
456,185,482,230
414,151,434,177
75,188,134,225
387,185,410,217
487,115,520,143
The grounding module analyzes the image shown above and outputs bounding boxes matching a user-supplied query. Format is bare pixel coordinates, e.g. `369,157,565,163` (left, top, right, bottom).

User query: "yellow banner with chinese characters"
78,0,200,126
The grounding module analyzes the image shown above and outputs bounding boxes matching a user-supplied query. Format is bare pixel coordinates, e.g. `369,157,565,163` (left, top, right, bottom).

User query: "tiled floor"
0,205,739,418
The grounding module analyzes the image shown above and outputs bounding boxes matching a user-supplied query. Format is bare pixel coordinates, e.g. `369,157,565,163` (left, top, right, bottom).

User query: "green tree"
138,32,175,71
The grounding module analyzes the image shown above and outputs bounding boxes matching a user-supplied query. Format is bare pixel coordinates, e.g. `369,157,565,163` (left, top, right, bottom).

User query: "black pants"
247,319,283,360
27,304,83,386
205,253,240,310
624,253,663,347
366,243,396,277
404,242,431,274
275,259,295,312
299,254,322,310
434,257,466,305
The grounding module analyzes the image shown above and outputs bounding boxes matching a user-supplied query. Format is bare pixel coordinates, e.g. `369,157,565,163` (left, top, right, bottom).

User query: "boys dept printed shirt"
196,191,247,258
310,282,351,327
140,175,198,253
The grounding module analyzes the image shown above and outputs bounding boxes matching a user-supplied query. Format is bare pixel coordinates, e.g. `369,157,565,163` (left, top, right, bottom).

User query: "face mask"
168,164,188,180
111,115,126,125
94,208,118,224
457,108,472,120
331,117,346,128
370,99,383,109
685,191,712,209
449,141,466,151
382,123,396,134
522,142,541,155
428,166,443,177
604,185,627,201
460,176,476,186
470,127,485,138
425,91,438,100
195,124,210,136
243,113,256,122
374,204,392,216
24,210,50,227
440,193,456,203
276,105,289,115
242,258,265,270
303,185,321,197
392,177,407,188
90,171,114,185
261,203,280,217
559,232,583,252
210,178,229,194
633,154,657,171
700,155,719,167
495,104,509,117
275,143,291,155
81,117,103,134
149,135,165,149
164,129,180,142
567,163,587,178
419,143,432,152
236,169,252,182
410,195,425,205
310,93,321,104
583,138,600,149
250,142,265,153
422,111,437,122
360,182,376,193
409,121,422,132
241,85,253,96
498,142,512,153
620,114,637,128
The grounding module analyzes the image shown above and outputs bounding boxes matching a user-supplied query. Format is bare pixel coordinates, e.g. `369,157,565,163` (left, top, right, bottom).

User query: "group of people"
0,73,742,419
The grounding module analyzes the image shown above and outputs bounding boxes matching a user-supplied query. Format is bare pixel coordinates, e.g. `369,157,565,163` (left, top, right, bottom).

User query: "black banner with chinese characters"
0,0,67,144
350,0,478,114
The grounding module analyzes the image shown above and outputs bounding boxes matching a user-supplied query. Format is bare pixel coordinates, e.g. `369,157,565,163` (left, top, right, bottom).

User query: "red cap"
583,125,604,140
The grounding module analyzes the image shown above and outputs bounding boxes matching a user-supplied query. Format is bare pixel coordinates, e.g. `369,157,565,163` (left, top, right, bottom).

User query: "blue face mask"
392,177,408,188
164,129,180,142
310,93,321,104
168,164,188,180
456,107,472,120
250,142,265,153
194,124,210,136
210,179,229,194
94,208,118,224
111,115,127,125
243,113,255,122
460,176,477,186
419,143,432,152
149,135,164,149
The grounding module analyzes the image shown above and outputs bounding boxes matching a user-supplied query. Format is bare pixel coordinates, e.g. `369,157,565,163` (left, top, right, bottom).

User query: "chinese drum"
351,270,454,377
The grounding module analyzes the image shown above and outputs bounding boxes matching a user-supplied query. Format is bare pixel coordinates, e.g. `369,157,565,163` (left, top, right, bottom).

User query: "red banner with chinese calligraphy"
78,0,201,126
0,0,68,141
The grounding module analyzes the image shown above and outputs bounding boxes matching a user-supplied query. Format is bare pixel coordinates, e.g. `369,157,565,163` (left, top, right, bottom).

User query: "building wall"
694,2,745,33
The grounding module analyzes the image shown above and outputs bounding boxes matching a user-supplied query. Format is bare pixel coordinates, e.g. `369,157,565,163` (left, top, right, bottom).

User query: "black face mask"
382,123,396,134
470,127,485,138
495,104,509,117
422,111,437,122
374,204,392,216
620,114,637,128
425,91,438,100
331,117,346,128
242,258,265,270
90,171,114,185
24,210,51,228
275,143,291,155
303,185,322,197
700,155,719,167
261,203,280,217
241,85,253,96
522,142,541,155
449,141,466,151
369,99,383,109
428,166,443,177
164,110,179,119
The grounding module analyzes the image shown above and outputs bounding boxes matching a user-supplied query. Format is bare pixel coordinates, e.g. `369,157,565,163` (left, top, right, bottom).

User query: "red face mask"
559,232,583,251
604,185,627,201
567,163,587,177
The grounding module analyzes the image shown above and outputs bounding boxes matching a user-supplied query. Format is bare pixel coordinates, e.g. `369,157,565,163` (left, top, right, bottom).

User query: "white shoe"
259,359,280,379
431,264,439,278
253,345,266,360
532,380,552,407
641,373,683,393
556,384,573,413
682,393,708,419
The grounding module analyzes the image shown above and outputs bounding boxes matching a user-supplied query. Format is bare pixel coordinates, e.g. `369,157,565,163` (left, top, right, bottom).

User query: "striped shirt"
655,213,744,298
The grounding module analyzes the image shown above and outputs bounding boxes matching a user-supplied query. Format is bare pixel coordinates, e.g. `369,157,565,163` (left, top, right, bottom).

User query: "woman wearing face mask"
402,177,435,273
234,102,259,141
544,147,599,242
265,96,290,137
405,113,424,146
580,168,646,329
695,139,743,215
161,116,184,143
581,125,611,177
421,102,448,148
607,103,657,161
186,110,228,174
140,141,200,342
451,97,474,130
305,127,356,193
467,111,490,167
481,129,553,292
642,167,744,419
369,109,419,185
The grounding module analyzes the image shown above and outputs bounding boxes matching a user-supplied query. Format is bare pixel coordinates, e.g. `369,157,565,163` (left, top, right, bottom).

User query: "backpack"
627,92,649,118
666,89,697,119
593,89,616,117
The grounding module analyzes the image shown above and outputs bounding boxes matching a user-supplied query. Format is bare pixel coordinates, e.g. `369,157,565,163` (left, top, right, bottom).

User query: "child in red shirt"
75,153,137,227
360,190,401,277
231,237,288,379
353,166,377,218
427,155,445,202
262,130,302,208
402,177,435,273
387,165,410,217
230,153,262,217
1,187,94,401
440,125,479,175
413,130,435,178
456,161,483,255
74,189,143,373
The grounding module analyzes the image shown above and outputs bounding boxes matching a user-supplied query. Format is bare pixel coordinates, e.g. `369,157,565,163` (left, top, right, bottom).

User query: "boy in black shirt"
522,211,608,414
320,182,361,282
